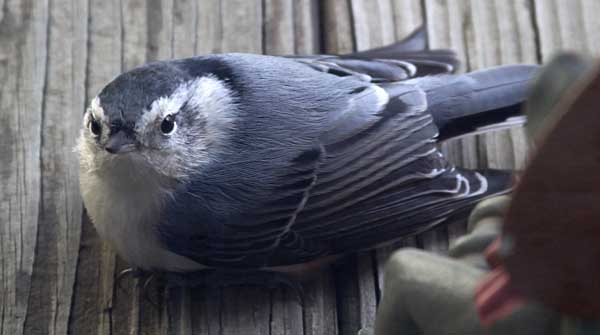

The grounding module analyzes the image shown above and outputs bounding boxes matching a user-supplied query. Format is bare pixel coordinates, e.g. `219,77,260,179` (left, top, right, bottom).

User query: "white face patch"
128,75,237,179
89,96,105,120
77,76,239,272
135,75,237,150
76,75,238,271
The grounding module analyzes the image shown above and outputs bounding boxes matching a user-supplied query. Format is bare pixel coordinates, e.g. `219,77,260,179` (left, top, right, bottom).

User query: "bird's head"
77,61,237,182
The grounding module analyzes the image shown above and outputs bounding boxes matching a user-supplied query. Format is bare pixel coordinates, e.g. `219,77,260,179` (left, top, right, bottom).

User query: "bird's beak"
104,131,137,154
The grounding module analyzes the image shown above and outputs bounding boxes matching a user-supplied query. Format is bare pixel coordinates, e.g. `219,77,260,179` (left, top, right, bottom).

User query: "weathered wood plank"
10,1,600,335
322,0,354,54
111,269,141,335
333,257,362,335
190,288,221,335
220,0,263,53
195,0,222,55
165,287,192,335
146,0,174,61
0,1,47,334
265,0,295,55
172,0,198,58
23,1,87,334
534,0,600,60
350,0,395,51
70,217,118,335
220,288,272,335
271,288,303,335
293,0,320,55
356,253,377,330
303,270,338,335
122,0,149,71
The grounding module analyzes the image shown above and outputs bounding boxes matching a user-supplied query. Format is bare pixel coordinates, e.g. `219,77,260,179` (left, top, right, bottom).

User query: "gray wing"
161,76,402,268
160,54,512,269
270,84,509,265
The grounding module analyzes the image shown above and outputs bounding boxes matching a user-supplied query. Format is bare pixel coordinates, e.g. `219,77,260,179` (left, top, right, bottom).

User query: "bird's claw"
115,267,160,307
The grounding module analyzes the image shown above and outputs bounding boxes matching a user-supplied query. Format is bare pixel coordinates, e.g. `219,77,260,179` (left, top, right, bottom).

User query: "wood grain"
265,0,295,55
173,0,198,58
220,0,263,53
23,1,87,334
4,1,599,334
350,0,395,50
195,0,222,55
322,0,354,54
534,0,600,60
0,1,47,334
293,0,320,55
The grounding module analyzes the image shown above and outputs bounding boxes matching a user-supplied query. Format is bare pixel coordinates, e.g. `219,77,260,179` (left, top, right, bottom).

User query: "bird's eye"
89,117,101,136
160,114,176,134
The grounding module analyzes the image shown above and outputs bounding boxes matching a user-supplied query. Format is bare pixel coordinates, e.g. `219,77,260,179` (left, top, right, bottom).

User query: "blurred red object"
476,58,600,322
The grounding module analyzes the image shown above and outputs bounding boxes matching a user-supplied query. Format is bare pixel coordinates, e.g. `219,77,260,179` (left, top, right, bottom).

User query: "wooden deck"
1,1,599,334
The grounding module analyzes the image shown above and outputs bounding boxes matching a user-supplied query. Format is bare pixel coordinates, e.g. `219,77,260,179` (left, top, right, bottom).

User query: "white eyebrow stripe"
89,96,105,120
136,75,237,137
137,83,192,131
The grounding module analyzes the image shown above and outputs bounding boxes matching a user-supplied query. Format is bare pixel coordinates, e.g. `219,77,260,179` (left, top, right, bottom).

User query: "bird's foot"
115,267,160,306
115,267,148,290
165,269,304,303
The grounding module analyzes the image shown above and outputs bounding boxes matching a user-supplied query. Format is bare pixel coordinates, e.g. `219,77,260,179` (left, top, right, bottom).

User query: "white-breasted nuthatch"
77,32,537,274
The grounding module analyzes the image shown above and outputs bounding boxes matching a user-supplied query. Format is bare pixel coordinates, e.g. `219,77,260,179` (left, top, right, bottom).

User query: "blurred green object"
374,53,600,335
525,53,595,142
374,196,559,335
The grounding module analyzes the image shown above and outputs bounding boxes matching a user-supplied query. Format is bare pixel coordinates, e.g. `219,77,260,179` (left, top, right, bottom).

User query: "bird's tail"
410,64,539,141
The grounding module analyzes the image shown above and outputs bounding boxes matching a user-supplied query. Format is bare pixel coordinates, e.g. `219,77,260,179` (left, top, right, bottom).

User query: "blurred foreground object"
374,196,559,335
375,53,600,335
497,53,600,318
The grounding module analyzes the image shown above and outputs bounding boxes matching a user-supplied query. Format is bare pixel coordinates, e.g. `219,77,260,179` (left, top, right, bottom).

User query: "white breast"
80,156,204,272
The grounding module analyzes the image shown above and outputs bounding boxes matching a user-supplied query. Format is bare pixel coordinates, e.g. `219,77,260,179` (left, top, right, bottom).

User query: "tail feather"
410,64,539,140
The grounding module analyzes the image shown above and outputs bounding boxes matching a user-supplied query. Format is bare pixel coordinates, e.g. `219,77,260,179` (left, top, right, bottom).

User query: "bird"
77,29,537,284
